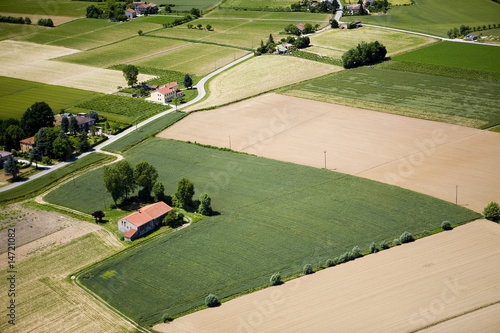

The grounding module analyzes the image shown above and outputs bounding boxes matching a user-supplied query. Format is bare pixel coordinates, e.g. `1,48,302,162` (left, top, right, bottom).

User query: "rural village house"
125,8,137,19
75,115,96,133
19,136,35,152
118,201,172,241
133,2,158,14
150,82,184,104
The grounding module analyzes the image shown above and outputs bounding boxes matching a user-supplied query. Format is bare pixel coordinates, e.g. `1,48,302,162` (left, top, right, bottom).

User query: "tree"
189,7,201,18
162,209,184,228
138,29,143,36
294,36,310,49
52,136,72,160
483,202,500,221
206,24,212,31
5,125,25,150
24,17,31,24
76,132,90,153
183,74,193,90
171,97,180,111
91,125,96,137
268,33,275,45
115,160,136,199
291,2,302,11
122,64,139,87
103,165,125,207
88,110,99,121
92,210,105,223
21,102,54,137
284,23,301,36
197,193,213,216
36,127,47,157
358,0,367,15
205,294,219,307
303,23,314,34
4,155,19,180
86,5,103,18
152,181,165,202
69,115,78,136
342,41,386,68
172,178,194,208
197,23,203,29
29,147,42,168
446,29,453,38
61,115,69,133
330,19,339,29
134,161,158,197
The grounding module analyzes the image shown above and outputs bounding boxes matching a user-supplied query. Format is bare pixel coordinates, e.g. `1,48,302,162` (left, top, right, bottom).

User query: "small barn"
118,202,173,241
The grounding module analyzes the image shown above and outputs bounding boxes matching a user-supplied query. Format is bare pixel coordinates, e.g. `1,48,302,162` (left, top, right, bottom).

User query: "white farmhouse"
118,201,172,241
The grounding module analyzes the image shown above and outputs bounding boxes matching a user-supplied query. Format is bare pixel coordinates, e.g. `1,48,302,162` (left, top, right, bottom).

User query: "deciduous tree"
103,165,125,207
69,115,78,135
134,161,158,197
115,160,136,199
29,147,42,168
198,193,213,216
21,102,54,137
122,64,139,87
52,136,72,160
61,115,69,133
4,155,19,180
152,181,165,202
172,178,194,208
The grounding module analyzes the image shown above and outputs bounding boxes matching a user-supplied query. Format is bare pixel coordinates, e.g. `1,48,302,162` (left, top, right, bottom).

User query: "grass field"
0,76,100,120
357,0,500,37
0,229,132,333
131,41,250,75
392,41,500,73
220,0,299,9
279,67,500,129
56,36,190,68
0,0,88,17
15,18,162,50
154,0,221,11
0,22,44,40
308,26,436,58
204,9,331,21
45,139,480,324
186,55,341,110
76,95,169,123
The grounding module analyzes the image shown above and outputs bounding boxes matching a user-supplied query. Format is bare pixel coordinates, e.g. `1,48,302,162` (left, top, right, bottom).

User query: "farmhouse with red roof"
118,201,172,241
150,82,184,104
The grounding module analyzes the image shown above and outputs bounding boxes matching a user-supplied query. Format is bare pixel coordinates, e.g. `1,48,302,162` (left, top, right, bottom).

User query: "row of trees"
447,23,499,38
290,0,335,13
0,15,31,25
187,23,212,31
341,41,387,68
284,23,319,36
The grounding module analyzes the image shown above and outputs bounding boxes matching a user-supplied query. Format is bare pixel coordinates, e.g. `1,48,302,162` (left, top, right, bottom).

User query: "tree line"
447,23,499,38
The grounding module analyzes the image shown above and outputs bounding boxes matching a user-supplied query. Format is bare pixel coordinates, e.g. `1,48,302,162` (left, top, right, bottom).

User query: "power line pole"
324,150,327,169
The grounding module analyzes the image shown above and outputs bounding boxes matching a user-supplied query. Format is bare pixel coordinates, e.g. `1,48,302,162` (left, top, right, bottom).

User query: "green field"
154,0,221,11
392,41,500,73
46,139,481,324
0,22,45,40
76,95,169,123
55,36,189,68
0,0,88,17
308,26,436,59
220,0,299,9
357,0,500,37
0,76,100,120
279,67,500,129
15,18,162,50
205,9,331,20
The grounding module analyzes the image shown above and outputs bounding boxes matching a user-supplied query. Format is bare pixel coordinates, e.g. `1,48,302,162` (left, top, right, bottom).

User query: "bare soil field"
184,56,342,111
0,40,153,93
155,220,500,333
159,93,500,212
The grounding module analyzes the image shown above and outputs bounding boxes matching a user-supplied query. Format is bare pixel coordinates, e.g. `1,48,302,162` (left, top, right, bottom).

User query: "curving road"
0,52,254,194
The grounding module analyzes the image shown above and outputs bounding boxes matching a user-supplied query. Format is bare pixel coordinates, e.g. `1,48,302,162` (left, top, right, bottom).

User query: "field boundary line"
122,42,193,64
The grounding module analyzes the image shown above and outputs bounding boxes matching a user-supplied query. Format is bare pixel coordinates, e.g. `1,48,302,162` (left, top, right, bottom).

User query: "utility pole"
324,150,327,169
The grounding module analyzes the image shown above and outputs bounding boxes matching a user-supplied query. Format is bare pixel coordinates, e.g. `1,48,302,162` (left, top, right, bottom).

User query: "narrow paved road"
0,52,254,193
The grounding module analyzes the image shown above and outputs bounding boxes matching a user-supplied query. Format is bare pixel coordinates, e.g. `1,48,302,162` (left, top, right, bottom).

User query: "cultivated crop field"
357,0,500,37
56,36,190,68
131,42,250,75
45,138,479,324
308,26,436,58
0,41,154,93
0,76,99,120
204,9,330,21
220,0,299,9
161,93,500,213
0,0,88,17
0,227,133,333
280,67,500,129
156,220,500,333
185,55,341,110
392,41,500,73
15,18,162,50
0,22,44,40
154,0,221,11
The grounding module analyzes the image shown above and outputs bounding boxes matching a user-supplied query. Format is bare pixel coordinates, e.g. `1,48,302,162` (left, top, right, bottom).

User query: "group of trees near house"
257,34,310,54
447,23,499,38
284,23,319,36
290,1,334,13
86,0,127,21
342,41,387,68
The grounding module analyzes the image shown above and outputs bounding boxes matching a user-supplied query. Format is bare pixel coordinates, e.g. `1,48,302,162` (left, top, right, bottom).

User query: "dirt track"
159,93,500,213
155,220,500,333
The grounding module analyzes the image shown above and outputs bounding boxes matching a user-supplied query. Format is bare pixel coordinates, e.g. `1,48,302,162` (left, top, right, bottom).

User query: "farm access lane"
0,52,254,194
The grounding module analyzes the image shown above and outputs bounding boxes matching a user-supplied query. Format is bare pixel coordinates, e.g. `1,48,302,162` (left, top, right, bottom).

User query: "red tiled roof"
136,4,148,9
20,136,35,145
123,202,172,228
296,23,305,31
157,87,174,95
124,228,137,238
126,8,136,13
147,3,157,7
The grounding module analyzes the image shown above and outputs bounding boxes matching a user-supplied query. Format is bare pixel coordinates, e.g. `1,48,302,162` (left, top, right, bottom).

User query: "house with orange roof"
150,81,184,104
20,136,35,153
118,201,173,241
125,8,137,19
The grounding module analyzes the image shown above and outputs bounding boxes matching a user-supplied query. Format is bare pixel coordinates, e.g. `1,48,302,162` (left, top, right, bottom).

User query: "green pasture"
392,41,500,73
131,42,250,75
220,0,299,9
0,22,44,40
204,9,331,21
0,76,99,120
279,67,500,129
55,36,189,68
309,26,436,58
154,0,221,11
356,0,500,37
15,18,161,50
0,0,88,17
48,139,481,324
135,15,183,25
76,95,168,123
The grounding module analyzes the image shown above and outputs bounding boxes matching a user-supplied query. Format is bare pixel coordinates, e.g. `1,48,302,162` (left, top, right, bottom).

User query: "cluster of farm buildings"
125,2,158,19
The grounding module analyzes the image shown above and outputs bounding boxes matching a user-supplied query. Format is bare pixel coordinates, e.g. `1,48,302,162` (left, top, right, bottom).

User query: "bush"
393,238,401,246
162,210,184,228
303,264,313,275
483,202,500,221
338,252,351,263
380,240,389,249
37,18,54,27
400,231,414,244
351,245,362,258
441,221,452,230
369,242,378,253
326,258,335,267
42,156,52,165
161,313,172,322
333,257,340,265
205,294,219,307
270,272,281,285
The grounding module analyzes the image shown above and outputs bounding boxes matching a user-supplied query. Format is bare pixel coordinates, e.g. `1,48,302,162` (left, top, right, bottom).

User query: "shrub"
369,242,378,253
483,202,500,221
303,264,313,275
161,313,172,322
441,221,452,230
333,257,340,265
162,209,184,228
393,238,401,246
270,272,281,286
380,240,389,249
326,258,335,267
338,252,351,263
205,294,219,307
400,231,415,244
351,245,362,258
